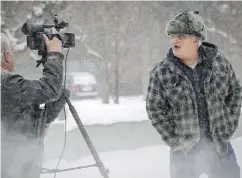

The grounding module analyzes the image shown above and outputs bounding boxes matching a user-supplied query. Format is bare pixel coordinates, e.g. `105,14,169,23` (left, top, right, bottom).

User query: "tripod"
36,48,109,177
42,95,110,178
65,96,110,178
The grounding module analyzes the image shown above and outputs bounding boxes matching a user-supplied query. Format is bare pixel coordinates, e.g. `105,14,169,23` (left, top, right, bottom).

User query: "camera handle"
36,54,47,67
64,93,110,178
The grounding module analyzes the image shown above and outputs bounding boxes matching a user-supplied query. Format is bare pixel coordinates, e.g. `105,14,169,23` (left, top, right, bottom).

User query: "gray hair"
1,33,13,59
198,39,202,47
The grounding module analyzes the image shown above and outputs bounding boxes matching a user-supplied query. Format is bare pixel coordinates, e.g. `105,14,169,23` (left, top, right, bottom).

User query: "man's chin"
172,51,182,58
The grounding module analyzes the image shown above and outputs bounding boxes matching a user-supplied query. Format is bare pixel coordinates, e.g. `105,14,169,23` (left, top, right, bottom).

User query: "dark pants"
170,139,240,178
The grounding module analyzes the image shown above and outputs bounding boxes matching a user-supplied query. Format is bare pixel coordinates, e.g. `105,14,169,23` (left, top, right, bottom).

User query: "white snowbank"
53,96,148,131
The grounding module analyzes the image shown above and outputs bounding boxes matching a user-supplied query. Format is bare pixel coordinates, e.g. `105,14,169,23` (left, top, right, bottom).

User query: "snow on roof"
86,45,103,59
14,42,26,52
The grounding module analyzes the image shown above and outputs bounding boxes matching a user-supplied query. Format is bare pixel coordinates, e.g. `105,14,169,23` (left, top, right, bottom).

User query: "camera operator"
1,32,70,178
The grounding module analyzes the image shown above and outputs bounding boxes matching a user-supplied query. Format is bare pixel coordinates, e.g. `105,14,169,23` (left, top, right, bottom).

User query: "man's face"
170,34,198,59
1,51,15,72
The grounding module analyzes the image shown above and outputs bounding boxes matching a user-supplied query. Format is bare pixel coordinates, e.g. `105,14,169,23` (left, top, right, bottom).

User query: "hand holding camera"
42,33,62,53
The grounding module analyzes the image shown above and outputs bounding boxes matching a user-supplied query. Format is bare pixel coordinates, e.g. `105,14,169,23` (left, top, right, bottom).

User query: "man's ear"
194,37,200,44
3,51,10,63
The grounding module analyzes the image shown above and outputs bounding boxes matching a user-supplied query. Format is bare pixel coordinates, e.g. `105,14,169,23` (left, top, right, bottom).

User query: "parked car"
65,72,98,99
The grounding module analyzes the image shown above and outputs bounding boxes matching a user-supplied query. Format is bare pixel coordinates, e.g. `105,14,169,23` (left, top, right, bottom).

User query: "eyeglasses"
169,34,188,40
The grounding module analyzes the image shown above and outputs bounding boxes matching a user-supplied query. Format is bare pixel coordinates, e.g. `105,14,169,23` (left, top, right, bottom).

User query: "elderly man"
146,11,241,178
1,33,70,178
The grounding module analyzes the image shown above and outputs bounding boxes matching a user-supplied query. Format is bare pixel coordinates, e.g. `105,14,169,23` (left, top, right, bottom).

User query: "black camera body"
22,15,75,55
21,15,75,67
26,32,75,55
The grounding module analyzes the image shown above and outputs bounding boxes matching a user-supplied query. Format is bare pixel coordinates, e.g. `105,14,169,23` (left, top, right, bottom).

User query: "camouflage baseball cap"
165,10,206,40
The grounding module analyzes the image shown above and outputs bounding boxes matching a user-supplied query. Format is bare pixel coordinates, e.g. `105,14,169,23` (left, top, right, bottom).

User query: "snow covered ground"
44,96,242,178
41,137,242,178
53,96,148,131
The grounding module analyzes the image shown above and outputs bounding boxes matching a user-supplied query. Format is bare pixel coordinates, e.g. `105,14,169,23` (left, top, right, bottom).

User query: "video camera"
21,15,75,67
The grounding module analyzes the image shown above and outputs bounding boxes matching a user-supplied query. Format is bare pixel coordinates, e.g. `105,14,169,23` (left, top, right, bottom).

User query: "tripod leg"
65,97,110,178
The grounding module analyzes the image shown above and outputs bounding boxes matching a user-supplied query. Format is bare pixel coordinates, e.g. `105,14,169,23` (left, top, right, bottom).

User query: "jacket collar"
163,42,218,77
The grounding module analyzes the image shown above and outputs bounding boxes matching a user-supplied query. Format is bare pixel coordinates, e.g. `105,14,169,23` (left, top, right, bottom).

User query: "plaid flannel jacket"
146,52,241,155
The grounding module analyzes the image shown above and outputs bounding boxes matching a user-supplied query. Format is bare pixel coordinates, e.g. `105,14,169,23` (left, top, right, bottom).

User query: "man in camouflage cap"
146,10,241,178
